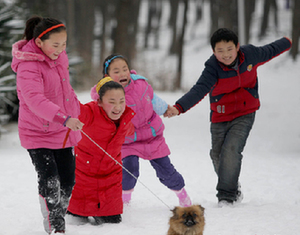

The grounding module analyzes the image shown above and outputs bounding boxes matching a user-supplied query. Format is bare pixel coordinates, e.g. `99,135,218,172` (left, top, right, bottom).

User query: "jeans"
210,112,255,201
122,155,185,191
28,148,75,233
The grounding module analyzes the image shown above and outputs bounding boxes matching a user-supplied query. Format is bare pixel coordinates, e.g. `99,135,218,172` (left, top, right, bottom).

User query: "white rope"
80,130,171,210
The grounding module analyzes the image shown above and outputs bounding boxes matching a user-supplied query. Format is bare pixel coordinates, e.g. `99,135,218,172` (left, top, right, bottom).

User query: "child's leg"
54,148,75,216
150,156,184,190
150,157,191,206
122,155,139,203
210,112,255,203
28,148,75,234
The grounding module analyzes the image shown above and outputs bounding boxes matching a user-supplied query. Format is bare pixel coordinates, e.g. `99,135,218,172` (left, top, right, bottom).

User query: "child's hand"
65,118,84,131
164,105,179,118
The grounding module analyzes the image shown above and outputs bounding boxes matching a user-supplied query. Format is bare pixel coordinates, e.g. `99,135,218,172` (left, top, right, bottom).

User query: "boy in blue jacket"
165,28,292,206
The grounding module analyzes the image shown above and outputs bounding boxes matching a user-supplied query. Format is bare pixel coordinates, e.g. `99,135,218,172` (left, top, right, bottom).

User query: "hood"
11,39,45,72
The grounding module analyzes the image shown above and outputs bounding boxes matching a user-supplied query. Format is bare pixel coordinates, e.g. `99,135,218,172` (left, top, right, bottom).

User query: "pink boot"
122,189,134,205
173,188,192,207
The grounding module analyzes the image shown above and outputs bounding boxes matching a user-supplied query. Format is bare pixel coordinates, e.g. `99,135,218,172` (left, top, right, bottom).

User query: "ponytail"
22,16,66,41
23,16,42,40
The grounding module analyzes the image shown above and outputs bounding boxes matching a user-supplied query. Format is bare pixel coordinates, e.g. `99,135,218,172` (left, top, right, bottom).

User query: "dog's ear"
171,207,179,219
198,205,205,213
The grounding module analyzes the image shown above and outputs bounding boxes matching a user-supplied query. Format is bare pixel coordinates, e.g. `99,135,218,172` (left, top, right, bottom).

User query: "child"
165,28,292,206
91,54,192,207
67,78,135,224
11,16,84,234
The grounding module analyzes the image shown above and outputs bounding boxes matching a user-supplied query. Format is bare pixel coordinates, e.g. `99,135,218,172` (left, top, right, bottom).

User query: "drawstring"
80,129,171,210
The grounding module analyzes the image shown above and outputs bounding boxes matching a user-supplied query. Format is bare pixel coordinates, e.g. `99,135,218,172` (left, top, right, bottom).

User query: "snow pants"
210,112,255,202
28,148,75,234
122,155,185,191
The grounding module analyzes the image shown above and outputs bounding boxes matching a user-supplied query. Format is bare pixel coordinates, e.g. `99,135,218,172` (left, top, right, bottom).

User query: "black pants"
28,148,75,233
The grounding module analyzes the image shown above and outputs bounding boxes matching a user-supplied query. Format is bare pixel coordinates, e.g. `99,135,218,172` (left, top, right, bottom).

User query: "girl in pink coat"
11,16,83,234
91,54,192,207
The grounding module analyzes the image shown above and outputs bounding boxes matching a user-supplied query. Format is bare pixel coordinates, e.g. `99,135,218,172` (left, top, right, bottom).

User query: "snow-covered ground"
1,1,300,234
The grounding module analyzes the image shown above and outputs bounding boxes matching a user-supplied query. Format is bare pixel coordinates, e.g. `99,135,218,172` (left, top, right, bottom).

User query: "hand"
163,105,179,118
65,118,84,131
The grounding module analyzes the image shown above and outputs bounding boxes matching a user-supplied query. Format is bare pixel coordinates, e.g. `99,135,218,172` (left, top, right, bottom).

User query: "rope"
80,129,171,210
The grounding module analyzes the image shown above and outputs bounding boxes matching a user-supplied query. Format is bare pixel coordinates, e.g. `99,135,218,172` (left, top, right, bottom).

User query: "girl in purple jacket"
11,16,83,234
91,54,192,207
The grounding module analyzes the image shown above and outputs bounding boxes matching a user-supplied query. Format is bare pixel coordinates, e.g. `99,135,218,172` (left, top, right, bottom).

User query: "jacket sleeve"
175,57,218,114
152,93,168,115
78,102,94,126
245,37,292,65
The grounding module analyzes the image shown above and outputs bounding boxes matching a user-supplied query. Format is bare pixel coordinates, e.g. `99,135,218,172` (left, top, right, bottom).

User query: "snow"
1,0,300,234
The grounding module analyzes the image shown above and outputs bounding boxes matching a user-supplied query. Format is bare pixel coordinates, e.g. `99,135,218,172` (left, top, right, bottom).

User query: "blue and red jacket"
175,37,292,123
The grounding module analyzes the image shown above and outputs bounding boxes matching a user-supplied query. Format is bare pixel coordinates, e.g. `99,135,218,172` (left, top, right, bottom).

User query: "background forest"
0,0,299,125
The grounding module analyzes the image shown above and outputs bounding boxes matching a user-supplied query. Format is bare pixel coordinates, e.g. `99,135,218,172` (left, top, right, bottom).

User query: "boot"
173,188,192,207
122,189,134,205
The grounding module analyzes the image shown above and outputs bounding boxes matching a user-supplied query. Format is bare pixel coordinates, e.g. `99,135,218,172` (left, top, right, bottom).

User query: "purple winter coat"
11,39,81,149
90,75,170,160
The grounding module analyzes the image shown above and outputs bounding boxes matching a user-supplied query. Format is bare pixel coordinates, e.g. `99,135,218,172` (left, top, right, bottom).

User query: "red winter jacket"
68,101,135,217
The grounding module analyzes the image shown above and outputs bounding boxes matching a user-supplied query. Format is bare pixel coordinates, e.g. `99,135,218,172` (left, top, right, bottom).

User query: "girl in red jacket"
67,77,135,225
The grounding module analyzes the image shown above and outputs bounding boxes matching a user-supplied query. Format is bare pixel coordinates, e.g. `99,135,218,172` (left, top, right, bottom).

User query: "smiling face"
35,31,67,60
107,58,131,87
98,88,126,120
213,40,240,66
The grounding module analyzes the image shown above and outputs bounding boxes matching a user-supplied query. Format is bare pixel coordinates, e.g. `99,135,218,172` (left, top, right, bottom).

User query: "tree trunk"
291,0,300,60
174,0,188,90
66,0,76,52
259,0,278,39
169,0,180,54
98,0,110,67
74,0,95,64
210,0,238,37
144,0,162,49
244,0,256,44
113,0,141,65
210,0,219,38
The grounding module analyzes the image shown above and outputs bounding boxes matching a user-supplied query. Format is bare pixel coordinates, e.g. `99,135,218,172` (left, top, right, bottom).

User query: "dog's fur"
167,205,205,235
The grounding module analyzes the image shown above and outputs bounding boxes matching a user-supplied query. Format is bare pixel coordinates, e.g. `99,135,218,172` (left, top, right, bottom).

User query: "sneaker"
218,199,234,208
218,183,243,207
54,230,65,234
174,188,192,207
94,214,122,224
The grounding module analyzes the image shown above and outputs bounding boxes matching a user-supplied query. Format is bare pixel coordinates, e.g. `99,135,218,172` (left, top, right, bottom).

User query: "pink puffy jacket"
11,39,81,149
91,74,170,160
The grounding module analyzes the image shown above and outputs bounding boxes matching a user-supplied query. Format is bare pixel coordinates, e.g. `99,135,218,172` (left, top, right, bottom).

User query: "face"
98,89,126,120
107,59,131,87
35,31,67,60
213,40,239,66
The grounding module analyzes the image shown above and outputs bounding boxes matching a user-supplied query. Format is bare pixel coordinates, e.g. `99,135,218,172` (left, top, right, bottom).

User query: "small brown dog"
167,205,205,235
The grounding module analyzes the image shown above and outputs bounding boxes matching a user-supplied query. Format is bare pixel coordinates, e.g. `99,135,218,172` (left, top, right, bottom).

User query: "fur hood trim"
12,40,45,61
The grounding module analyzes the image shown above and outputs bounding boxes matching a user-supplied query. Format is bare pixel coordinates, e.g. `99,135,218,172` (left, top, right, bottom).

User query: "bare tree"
113,0,141,65
259,0,278,39
174,0,188,90
209,0,238,37
291,0,300,60
169,0,180,54
73,0,95,65
144,0,162,49
190,0,204,39
244,0,256,44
